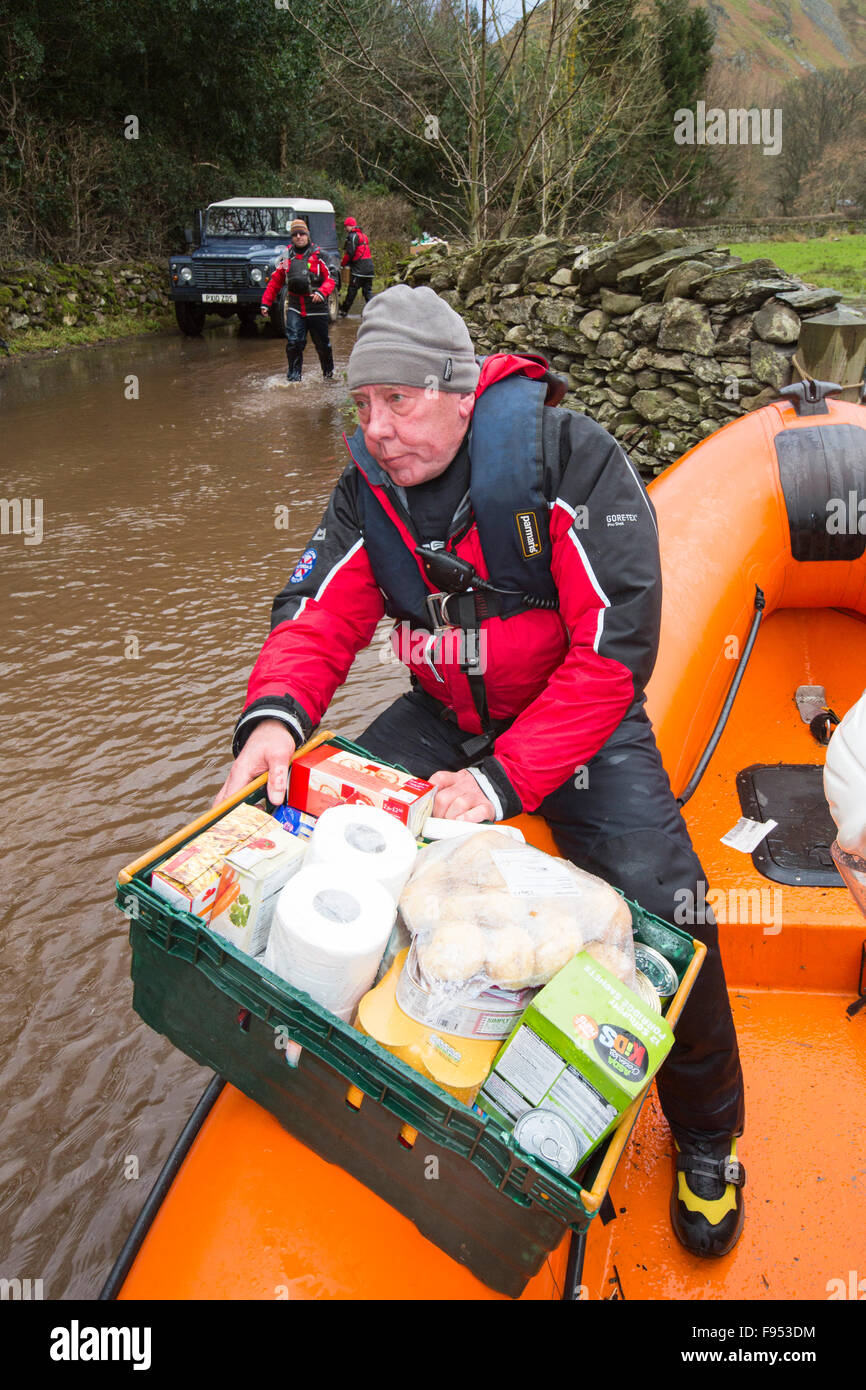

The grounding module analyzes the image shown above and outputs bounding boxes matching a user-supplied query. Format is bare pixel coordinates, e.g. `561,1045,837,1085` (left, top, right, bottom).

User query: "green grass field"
728,235,866,300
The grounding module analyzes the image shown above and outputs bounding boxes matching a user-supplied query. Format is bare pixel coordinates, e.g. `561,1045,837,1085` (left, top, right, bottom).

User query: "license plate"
201,293,237,304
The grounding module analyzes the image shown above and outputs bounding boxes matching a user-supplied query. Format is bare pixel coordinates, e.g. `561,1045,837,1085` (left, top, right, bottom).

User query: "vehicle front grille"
192,262,250,289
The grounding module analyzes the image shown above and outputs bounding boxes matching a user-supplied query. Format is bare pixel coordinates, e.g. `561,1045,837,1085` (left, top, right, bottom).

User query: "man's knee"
552,826,707,929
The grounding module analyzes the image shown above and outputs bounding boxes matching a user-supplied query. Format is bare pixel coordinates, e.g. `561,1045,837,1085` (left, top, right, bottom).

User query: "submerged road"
0,319,408,1297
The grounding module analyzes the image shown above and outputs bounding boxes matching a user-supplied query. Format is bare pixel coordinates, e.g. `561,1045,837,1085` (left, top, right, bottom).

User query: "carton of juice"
478,951,674,1175
151,803,275,918
289,746,434,836
208,823,306,956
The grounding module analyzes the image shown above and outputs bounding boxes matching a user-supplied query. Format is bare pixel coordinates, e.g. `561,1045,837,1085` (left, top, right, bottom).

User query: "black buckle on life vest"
425,589,502,632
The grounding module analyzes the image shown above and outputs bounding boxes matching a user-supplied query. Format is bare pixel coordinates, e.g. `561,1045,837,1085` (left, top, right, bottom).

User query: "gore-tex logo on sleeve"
606,512,638,526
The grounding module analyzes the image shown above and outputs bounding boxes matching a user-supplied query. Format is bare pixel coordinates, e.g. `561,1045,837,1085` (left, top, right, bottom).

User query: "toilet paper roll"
264,864,396,1021
305,804,418,903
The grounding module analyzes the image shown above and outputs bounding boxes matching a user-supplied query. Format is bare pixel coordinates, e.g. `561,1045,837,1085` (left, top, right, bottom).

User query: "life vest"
349,229,372,264
346,368,560,629
284,245,328,304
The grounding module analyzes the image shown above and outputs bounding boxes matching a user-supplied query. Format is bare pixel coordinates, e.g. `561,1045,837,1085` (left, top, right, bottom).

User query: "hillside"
706,0,866,78
503,0,866,83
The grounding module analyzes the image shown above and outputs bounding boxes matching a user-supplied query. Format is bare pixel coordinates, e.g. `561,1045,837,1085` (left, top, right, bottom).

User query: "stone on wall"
657,299,716,354
775,287,843,313
752,300,801,344
599,289,641,315
662,260,713,302
750,340,796,388
616,243,718,295
625,302,665,344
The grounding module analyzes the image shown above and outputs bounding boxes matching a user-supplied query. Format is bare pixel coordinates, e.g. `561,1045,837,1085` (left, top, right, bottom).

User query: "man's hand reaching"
214,719,297,809
429,769,496,822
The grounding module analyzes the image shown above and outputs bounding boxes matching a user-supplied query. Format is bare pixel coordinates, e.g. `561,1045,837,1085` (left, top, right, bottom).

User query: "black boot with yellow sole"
670,1135,746,1258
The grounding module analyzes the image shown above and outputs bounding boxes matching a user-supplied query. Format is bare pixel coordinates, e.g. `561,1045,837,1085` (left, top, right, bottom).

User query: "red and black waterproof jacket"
341,228,373,274
234,354,662,817
262,244,336,318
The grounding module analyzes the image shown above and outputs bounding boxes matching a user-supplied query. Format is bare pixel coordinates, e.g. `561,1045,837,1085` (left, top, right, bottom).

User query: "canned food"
396,939,537,1038
634,944,679,1002
513,1108,583,1175
633,968,661,1013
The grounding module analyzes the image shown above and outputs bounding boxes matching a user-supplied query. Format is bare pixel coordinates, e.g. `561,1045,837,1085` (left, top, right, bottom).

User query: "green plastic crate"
117,737,703,1295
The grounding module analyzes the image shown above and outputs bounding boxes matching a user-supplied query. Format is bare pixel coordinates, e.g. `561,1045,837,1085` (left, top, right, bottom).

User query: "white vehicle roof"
208,197,335,212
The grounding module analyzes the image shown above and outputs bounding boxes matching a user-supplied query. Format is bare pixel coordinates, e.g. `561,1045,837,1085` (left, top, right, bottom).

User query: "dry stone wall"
397,229,844,473
0,262,170,337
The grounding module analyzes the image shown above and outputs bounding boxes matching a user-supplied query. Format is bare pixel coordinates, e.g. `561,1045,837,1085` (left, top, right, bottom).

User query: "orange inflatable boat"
105,382,866,1301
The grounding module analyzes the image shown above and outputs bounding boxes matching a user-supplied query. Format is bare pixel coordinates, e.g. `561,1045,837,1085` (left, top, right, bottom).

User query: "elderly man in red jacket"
261,217,336,380
219,284,746,1260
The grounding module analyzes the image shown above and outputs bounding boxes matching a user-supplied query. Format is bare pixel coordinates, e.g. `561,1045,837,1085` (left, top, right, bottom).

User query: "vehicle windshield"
205,206,299,238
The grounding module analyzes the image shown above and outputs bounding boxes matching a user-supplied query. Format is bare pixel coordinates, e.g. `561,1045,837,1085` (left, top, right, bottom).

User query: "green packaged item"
478,951,675,1174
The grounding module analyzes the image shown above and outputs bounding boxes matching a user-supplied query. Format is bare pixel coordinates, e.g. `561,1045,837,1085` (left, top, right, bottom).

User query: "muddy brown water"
0,320,410,1298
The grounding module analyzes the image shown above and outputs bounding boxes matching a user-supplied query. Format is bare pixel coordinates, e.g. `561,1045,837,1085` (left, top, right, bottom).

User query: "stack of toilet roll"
264,805,417,1021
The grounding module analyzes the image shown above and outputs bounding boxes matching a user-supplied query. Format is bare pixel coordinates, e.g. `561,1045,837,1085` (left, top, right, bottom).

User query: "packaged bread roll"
398,831,635,1001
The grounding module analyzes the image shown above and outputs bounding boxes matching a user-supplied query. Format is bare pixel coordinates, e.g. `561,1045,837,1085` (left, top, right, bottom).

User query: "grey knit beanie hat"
347,284,479,394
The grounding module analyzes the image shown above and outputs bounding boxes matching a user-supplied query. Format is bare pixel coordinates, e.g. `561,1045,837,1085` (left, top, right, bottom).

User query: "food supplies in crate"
209,821,307,956
289,745,434,835
151,803,279,919
479,952,675,1174
398,830,637,1005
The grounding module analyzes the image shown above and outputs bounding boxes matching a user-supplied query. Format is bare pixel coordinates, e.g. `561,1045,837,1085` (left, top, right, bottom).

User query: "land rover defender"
169,197,341,335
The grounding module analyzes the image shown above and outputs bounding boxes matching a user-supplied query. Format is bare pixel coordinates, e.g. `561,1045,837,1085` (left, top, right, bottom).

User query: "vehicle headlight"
180,266,193,283
250,267,263,284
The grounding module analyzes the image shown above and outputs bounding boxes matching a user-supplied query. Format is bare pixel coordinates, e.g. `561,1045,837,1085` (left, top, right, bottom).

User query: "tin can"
513,1108,583,1175
634,944,679,1003
633,968,661,1013
396,940,537,1039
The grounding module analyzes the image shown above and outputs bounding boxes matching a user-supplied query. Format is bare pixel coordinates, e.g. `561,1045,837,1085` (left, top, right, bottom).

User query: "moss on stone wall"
0,261,172,349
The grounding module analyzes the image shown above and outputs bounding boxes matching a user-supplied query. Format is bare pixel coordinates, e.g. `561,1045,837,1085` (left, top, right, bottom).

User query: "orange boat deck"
119,604,866,1301
583,605,866,1301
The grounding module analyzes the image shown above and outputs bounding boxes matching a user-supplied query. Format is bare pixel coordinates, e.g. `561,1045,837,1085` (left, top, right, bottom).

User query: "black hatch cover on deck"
736,763,844,886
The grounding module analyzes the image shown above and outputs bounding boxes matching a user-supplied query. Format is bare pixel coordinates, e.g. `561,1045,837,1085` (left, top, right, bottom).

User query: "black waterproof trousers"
358,688,745,1142
341,273,374,313
285,307,334,380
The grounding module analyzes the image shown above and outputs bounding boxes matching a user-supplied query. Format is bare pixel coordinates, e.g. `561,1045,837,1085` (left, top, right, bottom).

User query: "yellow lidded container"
356,949,500,1105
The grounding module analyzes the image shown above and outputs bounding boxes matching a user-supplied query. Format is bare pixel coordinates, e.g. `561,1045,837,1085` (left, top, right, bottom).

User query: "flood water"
0,320,410,1298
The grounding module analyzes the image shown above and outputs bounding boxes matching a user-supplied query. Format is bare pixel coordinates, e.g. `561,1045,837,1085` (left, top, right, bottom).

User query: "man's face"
350,384,475,487
291,230,310,252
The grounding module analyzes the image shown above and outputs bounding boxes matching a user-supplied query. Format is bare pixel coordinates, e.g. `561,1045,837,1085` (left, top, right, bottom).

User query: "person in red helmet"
339,216,375,317
260,218,336,381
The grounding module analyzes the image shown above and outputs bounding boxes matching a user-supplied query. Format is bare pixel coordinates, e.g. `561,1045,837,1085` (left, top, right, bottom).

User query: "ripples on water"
0,323,408,1297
